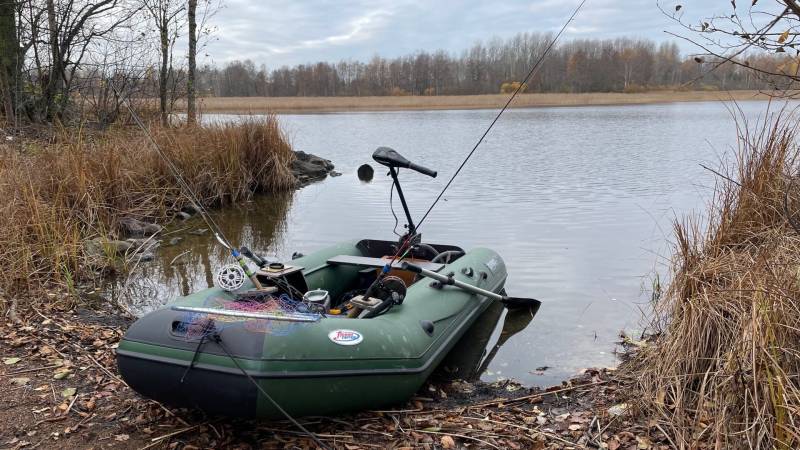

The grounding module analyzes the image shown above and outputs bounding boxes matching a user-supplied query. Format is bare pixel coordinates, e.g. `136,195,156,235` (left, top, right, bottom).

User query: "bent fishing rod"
112,86,264,291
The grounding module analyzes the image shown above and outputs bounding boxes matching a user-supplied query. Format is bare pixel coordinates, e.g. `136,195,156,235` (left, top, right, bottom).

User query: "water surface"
116,100,788,386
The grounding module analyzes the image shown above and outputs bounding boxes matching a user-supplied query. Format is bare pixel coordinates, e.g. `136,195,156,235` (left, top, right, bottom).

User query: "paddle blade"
501,296,542,313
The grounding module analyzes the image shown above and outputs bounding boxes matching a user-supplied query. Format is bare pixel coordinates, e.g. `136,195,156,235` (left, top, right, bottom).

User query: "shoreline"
187,90,777,115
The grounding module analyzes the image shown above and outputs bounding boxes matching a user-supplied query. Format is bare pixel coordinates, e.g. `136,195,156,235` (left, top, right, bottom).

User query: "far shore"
184,90,778,114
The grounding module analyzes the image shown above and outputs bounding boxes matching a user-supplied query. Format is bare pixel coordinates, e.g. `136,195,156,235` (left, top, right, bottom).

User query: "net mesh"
174,293,321,340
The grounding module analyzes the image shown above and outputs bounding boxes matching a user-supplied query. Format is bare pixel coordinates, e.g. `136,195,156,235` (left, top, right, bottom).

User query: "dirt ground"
0,300,668,450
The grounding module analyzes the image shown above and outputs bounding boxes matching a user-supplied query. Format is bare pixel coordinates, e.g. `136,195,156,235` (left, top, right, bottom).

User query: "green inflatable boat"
117,147,539,419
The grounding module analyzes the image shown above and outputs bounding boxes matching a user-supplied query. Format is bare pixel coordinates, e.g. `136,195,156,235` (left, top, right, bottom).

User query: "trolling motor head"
372,147,438,178
372,147,437,238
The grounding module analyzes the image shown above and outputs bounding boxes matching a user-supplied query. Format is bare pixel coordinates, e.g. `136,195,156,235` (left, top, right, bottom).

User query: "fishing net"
174,292,321,340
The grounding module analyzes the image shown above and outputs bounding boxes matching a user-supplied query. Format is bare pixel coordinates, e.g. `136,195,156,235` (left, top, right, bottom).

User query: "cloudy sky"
201,1,740,68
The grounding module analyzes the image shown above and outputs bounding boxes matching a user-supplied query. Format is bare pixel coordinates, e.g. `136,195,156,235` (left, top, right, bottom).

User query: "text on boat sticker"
328,329,363,346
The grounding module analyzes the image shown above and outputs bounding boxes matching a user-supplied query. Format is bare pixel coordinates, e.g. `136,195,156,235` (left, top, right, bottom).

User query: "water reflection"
437,302,536,381
110,192,294,316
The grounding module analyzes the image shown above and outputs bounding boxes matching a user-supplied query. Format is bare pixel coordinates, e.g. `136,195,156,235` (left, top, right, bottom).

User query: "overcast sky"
200,1,740,68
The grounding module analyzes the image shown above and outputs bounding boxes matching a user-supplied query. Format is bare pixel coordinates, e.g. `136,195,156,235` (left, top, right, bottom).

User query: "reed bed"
629,109,800,449
0,116,295,311
184,90,773,114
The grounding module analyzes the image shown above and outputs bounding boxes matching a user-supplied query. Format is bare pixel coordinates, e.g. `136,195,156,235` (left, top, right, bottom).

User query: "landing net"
173,293,321,340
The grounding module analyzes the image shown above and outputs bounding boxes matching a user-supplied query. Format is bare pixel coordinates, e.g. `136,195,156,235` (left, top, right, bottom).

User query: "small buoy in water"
357,164,374,182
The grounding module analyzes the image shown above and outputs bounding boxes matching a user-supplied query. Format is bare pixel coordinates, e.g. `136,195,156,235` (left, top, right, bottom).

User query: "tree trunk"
159,14,168,126
0,0,18,122
187,0,197,125
45,0,62,119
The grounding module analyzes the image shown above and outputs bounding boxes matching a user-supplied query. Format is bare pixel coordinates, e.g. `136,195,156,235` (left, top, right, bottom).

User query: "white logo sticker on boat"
328,329,363,346
485,256,499,273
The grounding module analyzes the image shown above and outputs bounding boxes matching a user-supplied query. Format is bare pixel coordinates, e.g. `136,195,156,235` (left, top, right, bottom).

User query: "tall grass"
629,108,800,449
0,116,295,312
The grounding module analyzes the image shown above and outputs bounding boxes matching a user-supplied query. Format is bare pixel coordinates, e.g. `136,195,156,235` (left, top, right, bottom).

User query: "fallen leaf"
568,424,583,431
440,435,455,449
53,369,71,380
61,388,76,398
11,377,30,385
3,357,21,365
114,434,129,442
607,403,629,417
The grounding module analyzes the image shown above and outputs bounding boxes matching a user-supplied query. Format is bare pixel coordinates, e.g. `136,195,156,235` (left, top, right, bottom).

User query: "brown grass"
629,106,800,449
0,116,295,311
181,90,776,114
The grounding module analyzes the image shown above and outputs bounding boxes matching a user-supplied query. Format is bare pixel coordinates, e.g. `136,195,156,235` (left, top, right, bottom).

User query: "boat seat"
327,255,444,272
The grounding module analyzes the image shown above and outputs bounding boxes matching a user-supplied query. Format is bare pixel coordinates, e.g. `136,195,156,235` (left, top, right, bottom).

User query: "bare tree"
142,0,184,125
660,0,800,93
187,0,196,124
0,1,18,122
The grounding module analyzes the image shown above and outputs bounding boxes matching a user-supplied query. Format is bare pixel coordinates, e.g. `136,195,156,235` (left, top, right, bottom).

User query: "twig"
699,163,742,187
7,363,63,375
73,344,190,427
139,424,201,450
470,381,610,409
462,416,577,447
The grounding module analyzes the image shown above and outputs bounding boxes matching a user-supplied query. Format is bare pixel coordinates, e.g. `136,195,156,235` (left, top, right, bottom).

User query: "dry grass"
0,116,295,311
182,90,776,114
629,106,800,449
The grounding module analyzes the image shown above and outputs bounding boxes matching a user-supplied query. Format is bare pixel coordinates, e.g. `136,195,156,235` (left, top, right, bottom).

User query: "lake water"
115,100,788,386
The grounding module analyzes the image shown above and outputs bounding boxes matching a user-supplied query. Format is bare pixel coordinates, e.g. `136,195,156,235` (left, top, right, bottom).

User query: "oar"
401,262,542,311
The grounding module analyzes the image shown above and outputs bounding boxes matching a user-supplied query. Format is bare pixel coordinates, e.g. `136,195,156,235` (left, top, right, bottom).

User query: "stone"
118,217,162,237
181,203,200,215
167,237,184,246
330,170,342,177
84,238,133,258
291,151,336,183
176,211,192,220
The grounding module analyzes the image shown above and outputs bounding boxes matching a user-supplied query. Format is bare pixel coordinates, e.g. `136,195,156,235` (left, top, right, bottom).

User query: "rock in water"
291,151,336,185
119,217,163,237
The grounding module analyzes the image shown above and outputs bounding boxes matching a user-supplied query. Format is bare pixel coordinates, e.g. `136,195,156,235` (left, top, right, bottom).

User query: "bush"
0,116,295,310
629,110,800,448
499,81,528,94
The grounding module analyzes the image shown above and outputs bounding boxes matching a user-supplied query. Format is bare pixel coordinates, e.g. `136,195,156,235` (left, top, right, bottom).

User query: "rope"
415,0,587,230
212,332,331,450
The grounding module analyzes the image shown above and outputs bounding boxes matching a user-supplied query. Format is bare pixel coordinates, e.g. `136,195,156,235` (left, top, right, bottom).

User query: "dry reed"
629,107,800,449
0,116,295,311
182,90,775,114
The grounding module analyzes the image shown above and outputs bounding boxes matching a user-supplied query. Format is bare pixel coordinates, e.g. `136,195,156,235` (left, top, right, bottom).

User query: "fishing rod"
112,85,264,290
113,86,333,449
414,0,587,232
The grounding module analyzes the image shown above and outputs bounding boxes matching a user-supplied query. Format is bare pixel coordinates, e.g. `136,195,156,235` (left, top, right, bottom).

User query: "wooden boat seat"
327,255,444,272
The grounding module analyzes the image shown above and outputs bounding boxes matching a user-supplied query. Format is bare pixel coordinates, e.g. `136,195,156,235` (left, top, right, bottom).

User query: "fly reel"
216,264,246,292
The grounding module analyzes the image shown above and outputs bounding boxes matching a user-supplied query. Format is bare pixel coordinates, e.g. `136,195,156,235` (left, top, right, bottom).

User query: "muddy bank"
0,298,666,449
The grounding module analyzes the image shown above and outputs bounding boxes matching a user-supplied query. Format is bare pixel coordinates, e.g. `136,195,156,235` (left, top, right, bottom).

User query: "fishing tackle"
113,85,264,291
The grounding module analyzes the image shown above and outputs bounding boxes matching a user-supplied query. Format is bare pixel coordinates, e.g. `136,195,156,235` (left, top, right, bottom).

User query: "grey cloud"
202,0,773,68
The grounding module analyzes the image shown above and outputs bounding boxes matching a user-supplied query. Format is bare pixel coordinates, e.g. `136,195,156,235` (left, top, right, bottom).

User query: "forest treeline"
196,33,789,98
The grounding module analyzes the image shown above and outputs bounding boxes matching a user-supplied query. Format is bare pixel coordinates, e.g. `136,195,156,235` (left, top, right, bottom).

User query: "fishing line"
111,84,234,250
112,84,265,290
415,0,587,231
212,332,331,450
